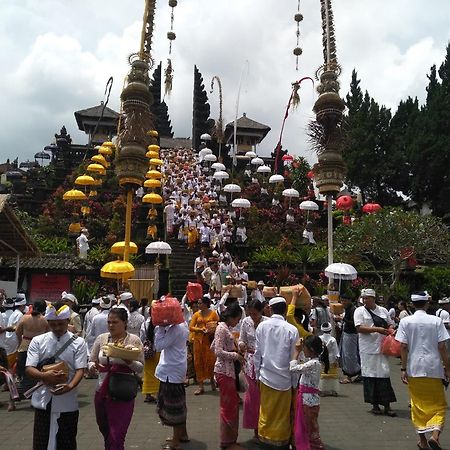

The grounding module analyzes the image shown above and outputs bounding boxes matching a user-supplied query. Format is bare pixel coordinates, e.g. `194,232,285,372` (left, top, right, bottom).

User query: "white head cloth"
269,296,286,307
45,304,71,321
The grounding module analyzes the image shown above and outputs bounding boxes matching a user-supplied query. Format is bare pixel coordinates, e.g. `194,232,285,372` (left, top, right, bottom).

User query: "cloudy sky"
1,0,448,164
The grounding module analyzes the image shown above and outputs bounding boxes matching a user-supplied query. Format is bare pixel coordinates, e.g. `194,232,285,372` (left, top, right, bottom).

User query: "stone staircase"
168,237,200,300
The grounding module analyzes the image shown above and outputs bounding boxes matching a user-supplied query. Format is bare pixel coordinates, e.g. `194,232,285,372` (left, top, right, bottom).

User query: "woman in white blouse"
88,308,144,450
238,299,267,439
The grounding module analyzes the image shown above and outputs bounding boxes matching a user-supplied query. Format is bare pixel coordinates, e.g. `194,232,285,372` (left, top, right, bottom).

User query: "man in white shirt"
26,302,87,450
396,292,450,450
198,221,212,246
251,281,265,303
155,321,189,449
354,288,397,417
76,228,90,259
164,201,176,236
86,297,112,346
5,297,26,368
254,297,299,447
83,298,100,355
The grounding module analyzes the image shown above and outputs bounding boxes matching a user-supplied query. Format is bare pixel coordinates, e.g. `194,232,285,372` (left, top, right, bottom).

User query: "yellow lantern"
91,154,109,167
145,170,162,179
146,150,159,159
98,145,113,156
149,158,163,166
100,260,135,280
63,189,87,201
110,241,138,255
74,174,95,186
81,206,91,216
142,193,163,204
89,190,97,197
146,224,157,239
87,163,106,175
144,179,162,189
147,144,160,153
147,130,159,138
102,141,115,149
68,222,82,233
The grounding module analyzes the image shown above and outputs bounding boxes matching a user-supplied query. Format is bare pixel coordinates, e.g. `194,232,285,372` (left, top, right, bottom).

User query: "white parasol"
211,162,226,171
213,170,229,180
231,197,251,217
245,151,257,159
282,188,300,207
269,174,284,184
251,157,264,166
224,183,242,201
146,241,172,297
204,153,217,162
325,263,358,293
145,241,172,255
300,200,319,220
257,165,271,174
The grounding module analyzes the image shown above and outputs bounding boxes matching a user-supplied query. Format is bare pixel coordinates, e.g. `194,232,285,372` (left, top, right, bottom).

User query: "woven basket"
102,344,142,361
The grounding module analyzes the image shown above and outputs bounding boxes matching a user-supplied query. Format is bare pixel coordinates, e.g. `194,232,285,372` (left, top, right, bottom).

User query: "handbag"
233,360,248,393
107,357,139,402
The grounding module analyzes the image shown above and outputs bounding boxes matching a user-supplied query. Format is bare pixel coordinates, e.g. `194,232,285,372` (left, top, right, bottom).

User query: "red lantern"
336,195,353,211
362,203,382,214
282,154,294,162
307,170,314,180
343,215,352,225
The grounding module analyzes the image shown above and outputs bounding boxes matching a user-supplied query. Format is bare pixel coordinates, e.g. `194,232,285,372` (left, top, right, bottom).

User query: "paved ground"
1,360,449,449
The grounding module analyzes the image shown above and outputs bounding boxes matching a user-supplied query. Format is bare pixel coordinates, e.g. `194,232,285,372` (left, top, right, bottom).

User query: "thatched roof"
0,194,40,257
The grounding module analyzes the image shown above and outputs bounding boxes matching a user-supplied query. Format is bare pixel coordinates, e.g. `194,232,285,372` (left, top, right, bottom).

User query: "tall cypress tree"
192,66,212,151
150,62,174,138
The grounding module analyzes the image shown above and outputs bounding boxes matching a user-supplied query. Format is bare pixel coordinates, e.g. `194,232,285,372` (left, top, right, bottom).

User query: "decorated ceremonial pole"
309,0,347,266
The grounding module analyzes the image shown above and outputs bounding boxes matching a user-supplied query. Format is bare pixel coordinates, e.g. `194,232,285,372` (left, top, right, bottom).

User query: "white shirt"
76,233,89,251
5,309,23,355
254,314,299,391
252,289,265,303
87,309,110,343
354,305,392,354
319,333,340,364
155,323,189,384
436,308,450,325
83,306,99,351
0,312,7,350
26,331,88,412
396,310,449,378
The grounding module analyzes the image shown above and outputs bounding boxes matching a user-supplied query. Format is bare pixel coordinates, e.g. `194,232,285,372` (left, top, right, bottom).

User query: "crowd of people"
0,147,449,450
1,282,449,450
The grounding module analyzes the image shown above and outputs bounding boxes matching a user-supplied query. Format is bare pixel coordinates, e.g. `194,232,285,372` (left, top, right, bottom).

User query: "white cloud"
0,0,448,165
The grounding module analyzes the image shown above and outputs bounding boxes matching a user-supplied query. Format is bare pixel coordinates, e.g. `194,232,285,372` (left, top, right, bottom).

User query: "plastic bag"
381,334,401,357
186,282,203,302
151,296,184,327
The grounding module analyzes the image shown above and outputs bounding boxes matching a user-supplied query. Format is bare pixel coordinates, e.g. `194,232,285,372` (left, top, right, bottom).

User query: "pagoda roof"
0,194,40,257
74,103,119,130
1,253,96,271
225,114,271,132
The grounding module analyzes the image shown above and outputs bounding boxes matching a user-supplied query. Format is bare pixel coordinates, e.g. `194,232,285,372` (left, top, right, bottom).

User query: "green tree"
344,71,399,205
335,208,450,289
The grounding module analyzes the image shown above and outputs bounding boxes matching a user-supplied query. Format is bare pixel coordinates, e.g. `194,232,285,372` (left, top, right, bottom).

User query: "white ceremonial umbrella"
251,157,264,166
213,170,229,180
325,262,358,293
211,162,226,171
257,165,271,174
200,133,212,141
224,183,241,201
269,174,284,184
300,200,319,220
245,151,257,159
231,197,251,218
146,241,172,297
282,188,300,207
204,153,217,162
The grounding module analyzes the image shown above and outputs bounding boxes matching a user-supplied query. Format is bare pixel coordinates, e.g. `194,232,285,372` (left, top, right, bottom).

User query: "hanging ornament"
293,0,304,71
164,0,177,96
